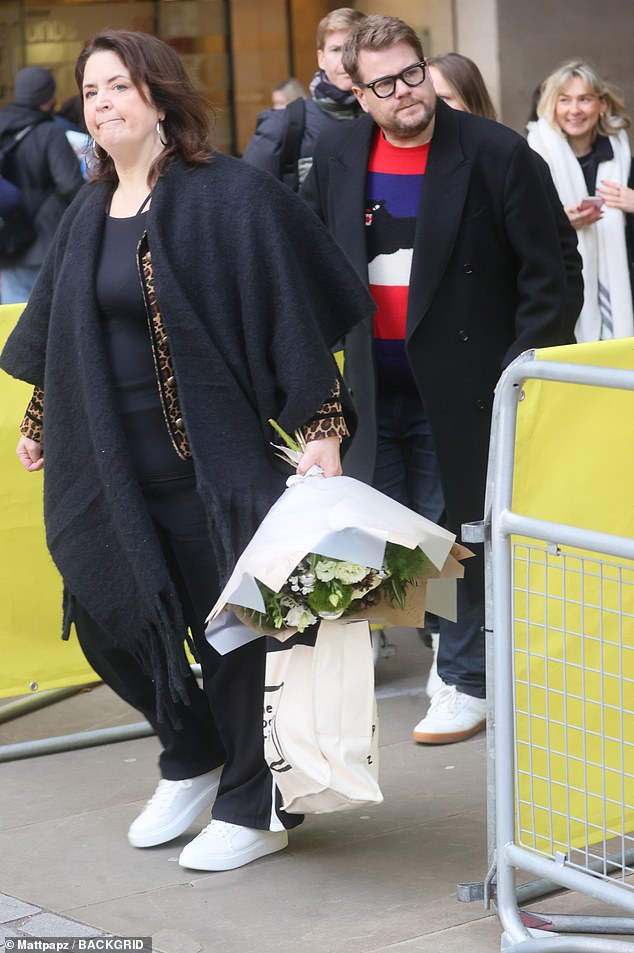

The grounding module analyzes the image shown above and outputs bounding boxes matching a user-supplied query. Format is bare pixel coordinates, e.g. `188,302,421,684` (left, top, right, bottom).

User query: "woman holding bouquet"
0,30,371,871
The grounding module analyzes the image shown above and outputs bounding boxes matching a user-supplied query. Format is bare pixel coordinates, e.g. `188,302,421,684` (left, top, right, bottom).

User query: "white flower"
314,558,367,584
333,561,369,584
299,572,315,594
284,604,318,630
314,558,338,581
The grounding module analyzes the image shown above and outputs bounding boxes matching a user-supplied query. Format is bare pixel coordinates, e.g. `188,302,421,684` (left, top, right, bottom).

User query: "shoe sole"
178,830,288,871
128,779,220,848
413,718,486,745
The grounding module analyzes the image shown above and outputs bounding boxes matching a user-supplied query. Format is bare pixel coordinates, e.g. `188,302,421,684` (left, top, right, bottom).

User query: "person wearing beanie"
0,65,83,303
14,66,56,109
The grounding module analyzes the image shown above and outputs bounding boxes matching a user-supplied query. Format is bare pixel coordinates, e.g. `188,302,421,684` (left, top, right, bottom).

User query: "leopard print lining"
301,380,349,444
17,291,347,454
20,386,44,442
140,234,346,456
139,238,191,460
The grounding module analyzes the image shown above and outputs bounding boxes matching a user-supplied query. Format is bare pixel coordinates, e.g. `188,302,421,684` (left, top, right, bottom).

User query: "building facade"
0,0,334,155
2,0,633,154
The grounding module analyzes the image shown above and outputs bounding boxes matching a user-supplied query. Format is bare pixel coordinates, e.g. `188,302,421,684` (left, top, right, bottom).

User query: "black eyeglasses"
359,60,426,99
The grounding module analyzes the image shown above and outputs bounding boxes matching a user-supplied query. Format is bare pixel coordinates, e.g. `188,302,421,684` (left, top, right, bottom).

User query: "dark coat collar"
409,100,472,332
319,100,474,332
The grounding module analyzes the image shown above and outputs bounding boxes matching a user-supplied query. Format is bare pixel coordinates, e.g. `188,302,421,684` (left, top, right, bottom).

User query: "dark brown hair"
428,53,497,120
75,29,214,184
342,15,423,85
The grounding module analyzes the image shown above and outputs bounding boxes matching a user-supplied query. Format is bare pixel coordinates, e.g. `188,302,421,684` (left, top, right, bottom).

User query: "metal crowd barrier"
471,350,634,951
0,665,203,762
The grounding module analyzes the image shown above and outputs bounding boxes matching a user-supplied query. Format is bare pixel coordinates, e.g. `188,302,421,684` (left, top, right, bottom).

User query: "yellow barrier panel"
510,338,634,858
0,304,95,698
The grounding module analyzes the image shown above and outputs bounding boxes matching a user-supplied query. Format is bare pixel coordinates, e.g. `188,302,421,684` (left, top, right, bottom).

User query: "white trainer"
425,632,445,698
127,768,222,848
178,819,288,871
413,685,486,744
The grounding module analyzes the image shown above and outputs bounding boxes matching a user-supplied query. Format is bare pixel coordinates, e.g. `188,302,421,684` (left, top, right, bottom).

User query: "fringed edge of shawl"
62,585,195,729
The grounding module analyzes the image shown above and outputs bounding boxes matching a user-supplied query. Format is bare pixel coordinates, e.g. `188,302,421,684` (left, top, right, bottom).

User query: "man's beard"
380,100,435,140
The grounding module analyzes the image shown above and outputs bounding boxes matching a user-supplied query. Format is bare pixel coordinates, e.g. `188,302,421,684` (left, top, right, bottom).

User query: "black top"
577,134,614,194
96,206,194,482
577,134,634,300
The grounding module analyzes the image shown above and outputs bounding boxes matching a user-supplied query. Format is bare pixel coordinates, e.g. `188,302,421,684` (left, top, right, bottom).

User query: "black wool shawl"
0,154,374,713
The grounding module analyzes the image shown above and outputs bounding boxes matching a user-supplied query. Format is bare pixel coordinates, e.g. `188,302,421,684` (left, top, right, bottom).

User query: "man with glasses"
301,15,580,744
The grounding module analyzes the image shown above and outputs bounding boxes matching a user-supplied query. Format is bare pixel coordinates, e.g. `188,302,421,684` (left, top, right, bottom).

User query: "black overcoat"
301,101,581,589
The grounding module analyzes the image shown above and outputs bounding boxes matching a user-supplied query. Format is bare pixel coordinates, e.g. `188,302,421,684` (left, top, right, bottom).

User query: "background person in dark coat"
301,15,581,746
242,7,365,190
0,66,84,303
418,49,583,703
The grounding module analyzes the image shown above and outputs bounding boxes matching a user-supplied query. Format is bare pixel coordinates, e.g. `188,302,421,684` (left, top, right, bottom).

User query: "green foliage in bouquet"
245,418,437,633
382,541,433,608
245,544,435,634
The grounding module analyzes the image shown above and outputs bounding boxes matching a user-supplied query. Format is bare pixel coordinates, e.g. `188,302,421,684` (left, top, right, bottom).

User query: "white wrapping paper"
205,474,470,654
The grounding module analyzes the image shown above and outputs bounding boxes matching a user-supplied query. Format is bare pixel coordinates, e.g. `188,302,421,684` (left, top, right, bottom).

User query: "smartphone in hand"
578,195,605,211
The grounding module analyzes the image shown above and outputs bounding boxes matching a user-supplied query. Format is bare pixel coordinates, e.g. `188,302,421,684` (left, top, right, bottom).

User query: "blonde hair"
537,61,630,137
272,77,307,103
316,8,366,51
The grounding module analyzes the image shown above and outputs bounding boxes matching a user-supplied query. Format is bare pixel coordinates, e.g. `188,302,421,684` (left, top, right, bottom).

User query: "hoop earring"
157,120,167,146
90,137,102,160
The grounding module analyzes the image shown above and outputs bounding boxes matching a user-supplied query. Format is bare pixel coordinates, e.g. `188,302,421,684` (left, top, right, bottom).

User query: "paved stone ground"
4,628,628,953
0,892,109,944
0,892,160,949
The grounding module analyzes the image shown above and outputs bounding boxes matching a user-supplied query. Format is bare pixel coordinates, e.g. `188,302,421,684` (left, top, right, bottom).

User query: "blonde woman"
528,61,634,341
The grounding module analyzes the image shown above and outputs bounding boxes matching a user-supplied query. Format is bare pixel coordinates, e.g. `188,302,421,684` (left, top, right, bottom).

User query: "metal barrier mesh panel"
512,541,634,889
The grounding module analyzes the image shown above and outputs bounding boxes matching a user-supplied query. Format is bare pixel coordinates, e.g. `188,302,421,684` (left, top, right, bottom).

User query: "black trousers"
74,475,301,831
373,390,486,698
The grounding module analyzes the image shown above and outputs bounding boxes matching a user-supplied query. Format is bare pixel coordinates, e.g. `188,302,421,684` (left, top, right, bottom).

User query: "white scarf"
527,118,633,342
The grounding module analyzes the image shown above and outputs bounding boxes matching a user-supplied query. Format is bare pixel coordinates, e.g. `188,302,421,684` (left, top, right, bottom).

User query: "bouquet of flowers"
205,423,471,652
245,542,435,634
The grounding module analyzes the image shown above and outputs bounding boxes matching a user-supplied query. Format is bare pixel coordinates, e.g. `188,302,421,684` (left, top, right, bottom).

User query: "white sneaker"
127,768,222,848
425,632,445,698
178,819,288,871
413,685,486,744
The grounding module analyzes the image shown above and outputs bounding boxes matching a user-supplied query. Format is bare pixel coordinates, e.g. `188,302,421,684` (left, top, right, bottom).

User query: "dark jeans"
74,474,302,830
373,389,485,698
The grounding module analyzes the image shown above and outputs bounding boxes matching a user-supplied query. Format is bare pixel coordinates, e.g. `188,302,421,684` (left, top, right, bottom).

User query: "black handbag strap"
279,97,306,192
0,124,36,173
